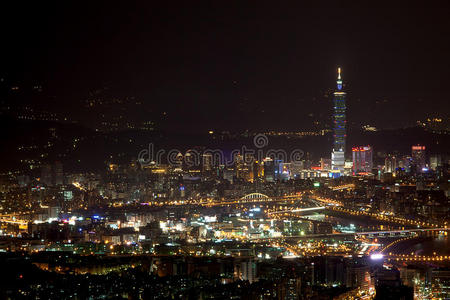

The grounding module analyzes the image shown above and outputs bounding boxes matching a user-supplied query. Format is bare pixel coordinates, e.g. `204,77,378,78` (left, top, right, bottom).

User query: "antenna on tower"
337,67,341,80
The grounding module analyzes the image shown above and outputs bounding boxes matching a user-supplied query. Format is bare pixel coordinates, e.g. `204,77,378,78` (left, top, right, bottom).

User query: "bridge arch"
240,193,271,201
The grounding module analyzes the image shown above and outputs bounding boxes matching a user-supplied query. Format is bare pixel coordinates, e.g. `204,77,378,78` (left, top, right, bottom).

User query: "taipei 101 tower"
331,67,346,172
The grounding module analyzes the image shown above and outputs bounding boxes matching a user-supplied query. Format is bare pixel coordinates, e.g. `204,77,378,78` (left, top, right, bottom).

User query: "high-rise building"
429,268,450,299
429,155,442,171
411,145,426,173
263,157,275,182
252,161,263,181
384,154,397,174
244,153,256,182
331,67,346,171
40,164,53,186
223,167,235,184
235,153,252,181
352,146,373,174
202,153,213,172
48,206,61,220
54,161,64,185
279,162,291,181
239,259,257,283
274,159,283,181
320,158,332,170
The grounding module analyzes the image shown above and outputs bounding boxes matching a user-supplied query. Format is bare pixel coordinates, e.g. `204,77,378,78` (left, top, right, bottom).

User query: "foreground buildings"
0,153,449,298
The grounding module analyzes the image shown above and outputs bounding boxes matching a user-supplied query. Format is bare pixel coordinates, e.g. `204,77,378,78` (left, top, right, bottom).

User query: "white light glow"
370,253,384,260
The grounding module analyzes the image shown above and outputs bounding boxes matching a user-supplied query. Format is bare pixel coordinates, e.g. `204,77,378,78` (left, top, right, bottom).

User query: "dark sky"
2,1,450,132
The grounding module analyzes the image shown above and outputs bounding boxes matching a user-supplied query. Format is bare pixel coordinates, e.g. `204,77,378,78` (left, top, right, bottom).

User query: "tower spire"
336,67,343,91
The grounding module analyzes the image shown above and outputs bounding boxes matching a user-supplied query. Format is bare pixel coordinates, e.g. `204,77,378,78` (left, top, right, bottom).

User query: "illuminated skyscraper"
202,153,213,172
263,157,275,182
411,145,426,173
352,146,373,174
429,155,442,171
384,154,397,174
331,67,346,171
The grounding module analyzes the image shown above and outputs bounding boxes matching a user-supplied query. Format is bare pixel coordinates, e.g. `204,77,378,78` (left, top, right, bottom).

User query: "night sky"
2,1,450,133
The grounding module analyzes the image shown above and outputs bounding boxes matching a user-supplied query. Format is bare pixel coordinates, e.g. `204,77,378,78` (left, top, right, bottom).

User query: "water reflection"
388,235,450,256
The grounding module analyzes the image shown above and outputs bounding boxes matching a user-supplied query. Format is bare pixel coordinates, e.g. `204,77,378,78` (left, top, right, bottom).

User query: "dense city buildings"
1,120,448,299
0,65,449,297
1,2,450,299
0,64,449,298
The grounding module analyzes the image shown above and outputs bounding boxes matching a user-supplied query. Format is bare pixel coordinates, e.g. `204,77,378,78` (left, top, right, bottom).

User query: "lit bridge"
248,228,449,241
144,192,309,208
203,193,302,207
268,206,325,215
330,184,355,191
240,193,271,201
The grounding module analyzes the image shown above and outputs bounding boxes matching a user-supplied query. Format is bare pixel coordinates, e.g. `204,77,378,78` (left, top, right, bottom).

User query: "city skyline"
1,2,449,299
